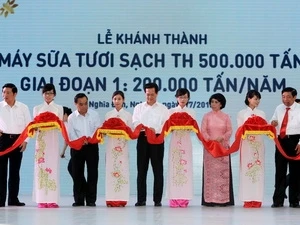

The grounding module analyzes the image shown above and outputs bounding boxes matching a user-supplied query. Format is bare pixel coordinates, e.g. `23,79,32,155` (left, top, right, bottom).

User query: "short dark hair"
63,106,72,116
74,93,88,103
112,90,125,99
244,90,261,106
175,88,190,99
2,83,17,93
282,87,297,97
42,83,56,95
295,99,300,103
144,82,159,93
209,93,226,109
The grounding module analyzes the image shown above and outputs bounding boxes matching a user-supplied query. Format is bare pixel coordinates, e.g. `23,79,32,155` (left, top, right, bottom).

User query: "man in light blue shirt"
68,93,101,207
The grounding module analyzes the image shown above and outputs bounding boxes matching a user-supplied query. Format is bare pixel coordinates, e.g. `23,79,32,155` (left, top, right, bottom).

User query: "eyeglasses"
44,92,54,96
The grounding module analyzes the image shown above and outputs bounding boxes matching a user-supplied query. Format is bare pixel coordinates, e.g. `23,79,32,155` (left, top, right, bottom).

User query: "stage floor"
0,195,299,225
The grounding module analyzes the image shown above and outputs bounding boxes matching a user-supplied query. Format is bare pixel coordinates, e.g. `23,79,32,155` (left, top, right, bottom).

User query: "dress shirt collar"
2,100,20,108
176,105,187,109
287,102,297,110
74,109,91,117
211,109,222,114
42,100,55,106
143,101,158,107
246,106,257,111
114,107,124,113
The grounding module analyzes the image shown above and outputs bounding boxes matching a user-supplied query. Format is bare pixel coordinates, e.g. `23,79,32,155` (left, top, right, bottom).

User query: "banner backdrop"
1,0,300,197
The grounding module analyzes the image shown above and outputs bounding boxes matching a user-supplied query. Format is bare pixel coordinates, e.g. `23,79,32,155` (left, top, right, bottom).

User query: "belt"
140,131,160,136
279,134,300,139
1,133,20,139
140,131,146,136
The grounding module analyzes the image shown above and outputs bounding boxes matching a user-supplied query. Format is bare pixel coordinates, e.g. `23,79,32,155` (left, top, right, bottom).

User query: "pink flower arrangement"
180,159,187,165
114,146,122,152
37,157,45,164
45,168,52,174
113,172,120,178
248,135,256,142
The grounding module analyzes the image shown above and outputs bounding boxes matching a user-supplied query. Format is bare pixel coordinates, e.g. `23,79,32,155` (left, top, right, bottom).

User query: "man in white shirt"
67,93,101,207
132,83,169,207
270,87,300,208
0,83,31,207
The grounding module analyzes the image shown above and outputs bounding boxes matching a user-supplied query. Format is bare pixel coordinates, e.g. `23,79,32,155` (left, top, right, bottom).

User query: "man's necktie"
279,107,290,138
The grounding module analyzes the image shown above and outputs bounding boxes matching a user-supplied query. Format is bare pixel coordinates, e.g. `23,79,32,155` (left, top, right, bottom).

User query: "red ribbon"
1,112,299,160
0,112,94,156
99,118,142,140
144,113,300,160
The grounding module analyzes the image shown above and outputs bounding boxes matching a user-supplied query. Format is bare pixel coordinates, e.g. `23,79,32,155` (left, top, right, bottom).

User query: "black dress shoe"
0,203,5,207
8,202,25,206
271,203,283,208
154,202,162,207
72,202,84,207
289,203,300,208
86,203,96,207
135,201,146,206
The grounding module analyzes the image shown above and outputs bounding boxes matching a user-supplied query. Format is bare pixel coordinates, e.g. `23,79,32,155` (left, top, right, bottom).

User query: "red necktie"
279,107,290,138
